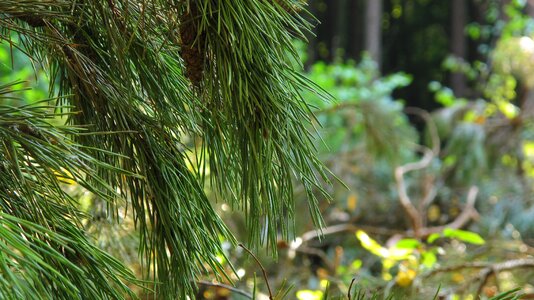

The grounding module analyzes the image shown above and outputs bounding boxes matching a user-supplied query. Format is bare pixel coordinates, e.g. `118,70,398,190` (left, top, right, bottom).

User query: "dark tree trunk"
364,0,383,69
450,0,467,97
335,0,349,58
346,0,364,61
527,0,534,18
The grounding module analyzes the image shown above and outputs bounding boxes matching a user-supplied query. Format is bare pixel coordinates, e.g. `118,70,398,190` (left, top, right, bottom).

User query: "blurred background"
2,0,534,299
305,0,534,112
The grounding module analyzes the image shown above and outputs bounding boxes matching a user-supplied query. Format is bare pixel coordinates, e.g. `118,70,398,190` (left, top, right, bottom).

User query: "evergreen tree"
0,1,331,298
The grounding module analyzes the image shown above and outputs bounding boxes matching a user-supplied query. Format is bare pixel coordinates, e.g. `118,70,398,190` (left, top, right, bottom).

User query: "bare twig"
347,278,356,300
475,259,534,297
239,243,273,300
415,186,479,237
399,107,441,227
197,280,253,299
297,186,477,246
300,223,402,243
475,267,496,297
394,146,434,237
427,259,534,297
424,261,489,278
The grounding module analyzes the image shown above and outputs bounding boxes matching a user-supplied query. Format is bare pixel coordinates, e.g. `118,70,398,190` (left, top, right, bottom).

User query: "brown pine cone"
179,4,205,86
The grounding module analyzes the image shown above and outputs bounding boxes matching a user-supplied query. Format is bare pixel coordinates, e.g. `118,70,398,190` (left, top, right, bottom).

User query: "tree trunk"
347,0,364,61
527,0,534,17
364,0,382,69
451,0,467,97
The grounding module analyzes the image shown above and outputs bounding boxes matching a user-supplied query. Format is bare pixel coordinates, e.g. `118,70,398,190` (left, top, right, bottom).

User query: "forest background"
2,0,534,299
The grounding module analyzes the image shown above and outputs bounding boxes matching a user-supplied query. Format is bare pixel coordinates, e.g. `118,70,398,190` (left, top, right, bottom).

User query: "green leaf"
421,252,438,268
395,239,421,249
443,228,486,245
427,233,442,244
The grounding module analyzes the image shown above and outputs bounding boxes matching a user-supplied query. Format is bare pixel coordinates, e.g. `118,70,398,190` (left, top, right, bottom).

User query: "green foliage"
0,39,48,104
441,228,485,245
0,0,333,298
0,83,138,299
305,57,415,160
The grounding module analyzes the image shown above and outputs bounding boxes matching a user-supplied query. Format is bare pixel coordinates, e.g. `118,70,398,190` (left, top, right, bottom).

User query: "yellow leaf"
296,290,323,300
451,272,464,283
347,193,358,211
497,101,519,119
388,247,413,260
395,269,416,287
356,230,388,258
523,141,534,157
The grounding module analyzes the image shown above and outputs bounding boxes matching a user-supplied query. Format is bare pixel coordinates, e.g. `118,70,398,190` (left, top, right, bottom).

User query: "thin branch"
429,259,534,297
300,223,402,243
424,261,489,278
347,278,356,300
475,267,496,297
196,280,253,299
476,258,534,297
402,107,441,228
416,186,479,237
239,243,273,300
394,146,434,237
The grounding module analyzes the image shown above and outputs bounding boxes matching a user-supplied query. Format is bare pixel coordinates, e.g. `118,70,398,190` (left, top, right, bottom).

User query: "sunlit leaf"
427,233,442,244
395,269,416,287
347,193,358,211
443,228,485,245
351,259,363,270
356,230,388,258
296,289,323,300
395,239,421,249
421,252,437,268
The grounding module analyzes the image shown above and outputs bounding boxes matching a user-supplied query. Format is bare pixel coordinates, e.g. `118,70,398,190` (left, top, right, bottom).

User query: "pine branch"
0,0,333,298
0,86,139,298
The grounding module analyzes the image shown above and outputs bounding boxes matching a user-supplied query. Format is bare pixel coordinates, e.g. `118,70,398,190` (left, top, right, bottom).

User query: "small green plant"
355,228,485,288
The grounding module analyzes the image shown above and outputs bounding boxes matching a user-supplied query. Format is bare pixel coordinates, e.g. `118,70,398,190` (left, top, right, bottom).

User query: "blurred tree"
365,0,383,69
305,0,528,111
451,0,468,97
0,1,332,299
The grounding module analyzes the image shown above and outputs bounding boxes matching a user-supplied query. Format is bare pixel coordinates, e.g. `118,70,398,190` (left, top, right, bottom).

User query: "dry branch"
394,146,434,237
239,243,273,300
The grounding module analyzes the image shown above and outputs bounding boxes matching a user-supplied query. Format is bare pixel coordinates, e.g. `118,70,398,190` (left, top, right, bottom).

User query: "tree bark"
527,0,534,17
451,0,467,97
347,0,364,61
364,0,382,69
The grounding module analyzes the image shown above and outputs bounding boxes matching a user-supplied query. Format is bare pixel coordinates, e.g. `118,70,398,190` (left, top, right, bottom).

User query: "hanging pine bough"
0,84,140,299
195,0,332,248
0,0,332,298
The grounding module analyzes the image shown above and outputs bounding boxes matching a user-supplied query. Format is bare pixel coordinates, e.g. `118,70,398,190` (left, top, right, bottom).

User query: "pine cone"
179,4,205,86
11,13,46,27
